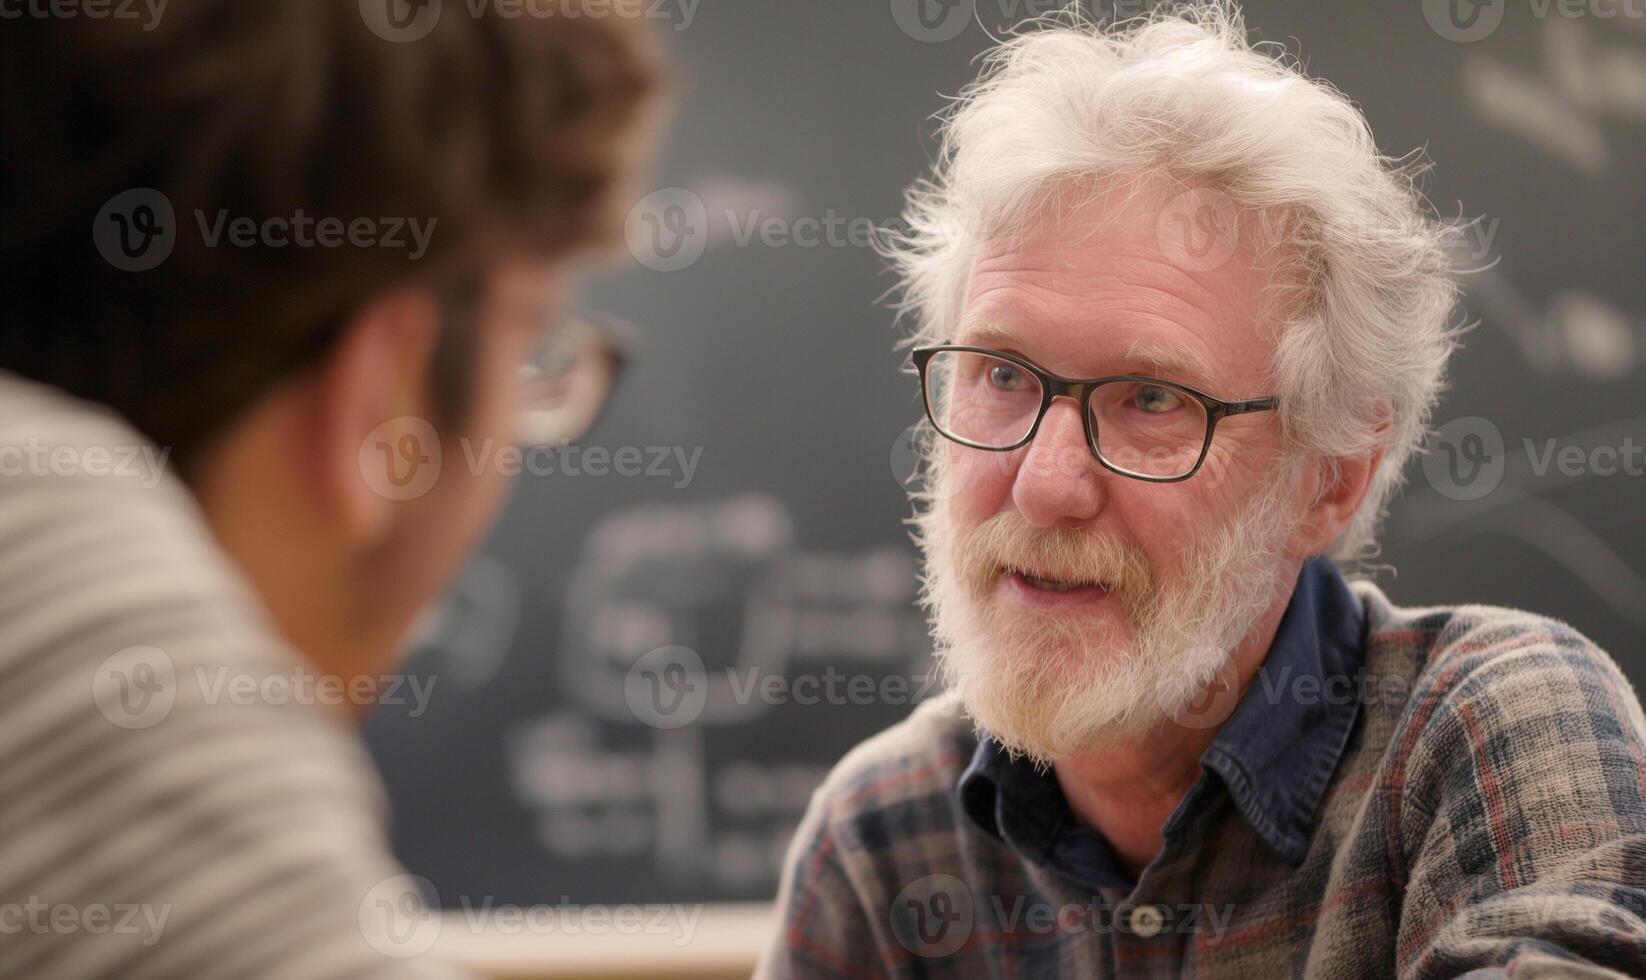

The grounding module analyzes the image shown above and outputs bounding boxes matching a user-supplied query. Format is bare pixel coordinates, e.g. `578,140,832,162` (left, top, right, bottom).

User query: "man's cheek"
943,445,1018,511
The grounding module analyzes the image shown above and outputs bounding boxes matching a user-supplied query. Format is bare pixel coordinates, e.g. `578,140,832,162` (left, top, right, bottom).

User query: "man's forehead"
956,207,1275,388
962,176,1271,297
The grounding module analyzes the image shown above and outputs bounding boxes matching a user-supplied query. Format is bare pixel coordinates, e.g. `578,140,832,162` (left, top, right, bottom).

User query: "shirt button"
1129,904,1167,938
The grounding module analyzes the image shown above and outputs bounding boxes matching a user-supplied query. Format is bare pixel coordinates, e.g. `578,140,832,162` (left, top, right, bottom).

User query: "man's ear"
1290,403,1393,559
1291,448,1382,558
303,288,443,546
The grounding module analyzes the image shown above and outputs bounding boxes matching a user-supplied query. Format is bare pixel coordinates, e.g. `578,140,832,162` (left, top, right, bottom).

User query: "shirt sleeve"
1392,622,1646,979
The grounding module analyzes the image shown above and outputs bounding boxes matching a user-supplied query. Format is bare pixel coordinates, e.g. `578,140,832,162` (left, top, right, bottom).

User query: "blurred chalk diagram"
507,494,932,890
1457,14,1643,378
1398,11,1646,632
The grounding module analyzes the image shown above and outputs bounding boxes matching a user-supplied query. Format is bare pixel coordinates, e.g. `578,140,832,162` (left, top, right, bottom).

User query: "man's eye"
988,364,1029,391
1134,384,1183,413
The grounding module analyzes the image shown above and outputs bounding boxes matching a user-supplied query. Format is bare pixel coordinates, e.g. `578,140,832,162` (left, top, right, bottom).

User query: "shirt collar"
957,556,1367,880
1198,555,1366,863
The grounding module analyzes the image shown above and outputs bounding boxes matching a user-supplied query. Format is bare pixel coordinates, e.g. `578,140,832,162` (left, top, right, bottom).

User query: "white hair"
883,1,1462,561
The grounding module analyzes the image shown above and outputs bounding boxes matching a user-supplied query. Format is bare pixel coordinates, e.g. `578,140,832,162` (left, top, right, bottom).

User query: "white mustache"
950,512,1158,613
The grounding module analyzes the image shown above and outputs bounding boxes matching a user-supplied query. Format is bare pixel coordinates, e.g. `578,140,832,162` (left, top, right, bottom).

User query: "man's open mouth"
1005,566,1111,594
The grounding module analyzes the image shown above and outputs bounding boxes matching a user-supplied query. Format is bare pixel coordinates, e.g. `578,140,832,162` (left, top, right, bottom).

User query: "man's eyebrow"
949,325,1217,385
1121,340,1217,385
950,322,1018,349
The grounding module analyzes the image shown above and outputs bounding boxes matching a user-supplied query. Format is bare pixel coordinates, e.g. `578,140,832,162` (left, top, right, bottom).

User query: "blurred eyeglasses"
913,344,1277,482
515,311,630,447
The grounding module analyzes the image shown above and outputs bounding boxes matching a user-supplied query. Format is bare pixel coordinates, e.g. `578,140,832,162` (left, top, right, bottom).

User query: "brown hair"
0,1,661,468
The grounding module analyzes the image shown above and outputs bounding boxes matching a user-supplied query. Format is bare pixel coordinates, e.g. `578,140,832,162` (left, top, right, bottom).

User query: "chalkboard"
363,0,1646,908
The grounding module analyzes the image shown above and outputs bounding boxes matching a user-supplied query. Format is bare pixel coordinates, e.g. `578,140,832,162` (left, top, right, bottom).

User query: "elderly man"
759,5,1646,978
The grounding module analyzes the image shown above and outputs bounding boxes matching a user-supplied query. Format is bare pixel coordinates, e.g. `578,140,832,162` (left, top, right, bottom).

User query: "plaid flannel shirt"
756,576,1646,978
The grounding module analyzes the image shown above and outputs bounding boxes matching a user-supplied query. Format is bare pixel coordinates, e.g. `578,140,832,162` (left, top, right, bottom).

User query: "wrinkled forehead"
956,178,1283,395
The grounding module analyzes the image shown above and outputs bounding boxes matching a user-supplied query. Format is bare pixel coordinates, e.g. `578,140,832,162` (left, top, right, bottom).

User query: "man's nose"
1011,397,1108,527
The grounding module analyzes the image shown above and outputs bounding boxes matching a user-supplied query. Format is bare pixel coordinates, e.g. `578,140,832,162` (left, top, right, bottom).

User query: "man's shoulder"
1359,581,1637,716
1356,582,1645,806
805,691,978,839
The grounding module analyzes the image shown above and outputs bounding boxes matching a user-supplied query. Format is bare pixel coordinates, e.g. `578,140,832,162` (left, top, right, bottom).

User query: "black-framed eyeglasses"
913,344,1277,483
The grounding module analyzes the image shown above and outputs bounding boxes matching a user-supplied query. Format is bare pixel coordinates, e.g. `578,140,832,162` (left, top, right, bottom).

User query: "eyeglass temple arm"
1220,396,1278,416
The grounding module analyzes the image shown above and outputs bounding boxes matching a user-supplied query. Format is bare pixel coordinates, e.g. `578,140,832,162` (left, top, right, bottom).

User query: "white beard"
915,456,1300,763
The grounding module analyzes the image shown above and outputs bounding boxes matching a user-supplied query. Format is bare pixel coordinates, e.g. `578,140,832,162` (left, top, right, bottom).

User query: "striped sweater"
759,568,1646,977
0,373,467,979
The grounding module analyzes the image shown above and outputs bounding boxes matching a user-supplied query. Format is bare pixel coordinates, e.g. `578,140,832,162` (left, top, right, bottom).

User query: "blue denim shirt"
957,556,1368,890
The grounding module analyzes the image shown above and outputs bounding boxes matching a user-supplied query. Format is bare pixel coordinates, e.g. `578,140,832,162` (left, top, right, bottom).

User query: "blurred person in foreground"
761,4,1646,977
0,3,660,976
